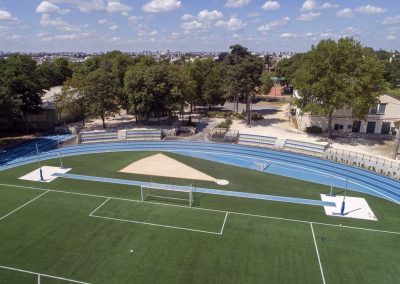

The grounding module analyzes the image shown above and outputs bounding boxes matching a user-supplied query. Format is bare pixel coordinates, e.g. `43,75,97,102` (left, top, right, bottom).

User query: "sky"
0,0,399,52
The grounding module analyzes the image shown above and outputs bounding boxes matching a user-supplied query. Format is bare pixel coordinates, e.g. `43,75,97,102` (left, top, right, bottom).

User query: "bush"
233,113,245,120
306,125,323,134
251,112,264,121
217,118,232,129
207,111,232,118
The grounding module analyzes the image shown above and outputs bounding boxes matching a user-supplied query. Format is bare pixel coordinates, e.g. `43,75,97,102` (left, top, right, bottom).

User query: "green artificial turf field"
0,151,399,284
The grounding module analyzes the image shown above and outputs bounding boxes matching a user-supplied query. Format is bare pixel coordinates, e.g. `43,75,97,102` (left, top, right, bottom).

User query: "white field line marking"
89,197,228,235
38,274,40,284
88,198,110,216
0,190,49,222
310,223,326,284
0,265,91,284
220,212,229,235
311,221,400,235
90,214,222,235
0,183,226,213
1,183,399,235
229,211,310,224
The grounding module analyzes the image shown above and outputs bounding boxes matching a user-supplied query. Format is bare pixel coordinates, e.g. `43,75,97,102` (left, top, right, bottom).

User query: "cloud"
320,2,339,10
300,0,317,12
297,11,321,21
181,14,194,21
36,1,70,14
386,35,396,40
0,9,17,21
262,1,280,11
225,0,251,8
336,8,354,18
181,10,224,31
98,19,111,25
355,5,386,15
280,32,297,38
51,0,105,12
341,26,362,37
197,10,223,22
257,16,290,33
143,0,181,13
40,13,80,32
300,1,338,12
383,15,400,25
181,20,204,31
215,17,246,31
106,1,133,16
109,24,118,30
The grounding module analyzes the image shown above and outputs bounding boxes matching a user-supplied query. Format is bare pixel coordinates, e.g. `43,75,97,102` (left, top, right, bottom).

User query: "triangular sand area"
119,153,216,182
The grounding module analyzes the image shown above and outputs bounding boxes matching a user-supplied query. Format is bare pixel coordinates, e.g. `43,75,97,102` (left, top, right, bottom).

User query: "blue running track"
0,141,399,204
0,134,74,165
52,172,336,207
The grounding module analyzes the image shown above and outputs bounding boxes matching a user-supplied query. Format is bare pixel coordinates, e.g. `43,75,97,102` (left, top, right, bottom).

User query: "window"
369,103,387,115
369,106,377,115
378,104,387,115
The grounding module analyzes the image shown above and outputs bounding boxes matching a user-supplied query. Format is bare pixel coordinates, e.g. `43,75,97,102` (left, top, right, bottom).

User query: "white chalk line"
88,197,227,235
0,190,49,222
310,223,326,284
0,265,90,284
0,183,399,235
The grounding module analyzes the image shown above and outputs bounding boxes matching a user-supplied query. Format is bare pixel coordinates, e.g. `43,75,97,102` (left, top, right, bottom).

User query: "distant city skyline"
0,0,399,52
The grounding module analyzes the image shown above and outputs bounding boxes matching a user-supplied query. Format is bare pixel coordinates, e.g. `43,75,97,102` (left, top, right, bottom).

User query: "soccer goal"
257,162,269,172
140,185,194,207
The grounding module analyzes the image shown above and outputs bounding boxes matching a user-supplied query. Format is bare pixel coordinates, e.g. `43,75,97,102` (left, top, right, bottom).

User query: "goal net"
140,185,194,207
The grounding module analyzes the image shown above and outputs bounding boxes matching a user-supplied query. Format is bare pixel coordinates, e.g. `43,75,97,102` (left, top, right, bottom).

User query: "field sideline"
0,151,399,283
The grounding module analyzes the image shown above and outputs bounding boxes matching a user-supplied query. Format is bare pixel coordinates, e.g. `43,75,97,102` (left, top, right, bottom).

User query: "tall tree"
227,50,264,125
2,55,45,132
84,69,120,128
203,65,226,109
292,38,385,138
55,74,88,125
261,71,274,95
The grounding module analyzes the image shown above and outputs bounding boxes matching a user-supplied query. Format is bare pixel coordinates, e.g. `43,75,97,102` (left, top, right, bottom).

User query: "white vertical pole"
58,141,64,168
140,186,143,202
36,144,44,181
329,186,333,196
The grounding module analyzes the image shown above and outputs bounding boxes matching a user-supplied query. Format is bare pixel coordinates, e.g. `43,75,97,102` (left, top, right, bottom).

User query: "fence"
79,129,161,143
325,148,400,179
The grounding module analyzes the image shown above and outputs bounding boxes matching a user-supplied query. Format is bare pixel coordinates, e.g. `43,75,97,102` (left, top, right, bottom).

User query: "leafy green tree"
275,53,305,81
292,38,385,138
227,48,264,125
203,65,226,109
2,55,45,132
55,74,88,125
125,62,171,120
84,69,120,128
261,71,274,95
384,55,400,89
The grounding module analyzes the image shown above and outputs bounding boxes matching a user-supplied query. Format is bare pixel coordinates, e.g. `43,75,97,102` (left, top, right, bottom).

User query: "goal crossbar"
140,185,194,207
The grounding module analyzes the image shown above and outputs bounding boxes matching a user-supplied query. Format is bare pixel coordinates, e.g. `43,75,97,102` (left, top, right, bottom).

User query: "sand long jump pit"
119,153,224,183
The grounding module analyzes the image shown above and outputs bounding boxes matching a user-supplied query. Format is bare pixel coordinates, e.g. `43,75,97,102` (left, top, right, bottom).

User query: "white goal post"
140,185,194,207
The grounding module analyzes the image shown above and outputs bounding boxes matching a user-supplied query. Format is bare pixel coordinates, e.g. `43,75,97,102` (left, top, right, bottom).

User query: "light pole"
36,143,44,181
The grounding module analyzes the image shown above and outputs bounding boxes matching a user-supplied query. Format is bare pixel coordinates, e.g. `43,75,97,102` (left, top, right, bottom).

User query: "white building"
292,91,400,135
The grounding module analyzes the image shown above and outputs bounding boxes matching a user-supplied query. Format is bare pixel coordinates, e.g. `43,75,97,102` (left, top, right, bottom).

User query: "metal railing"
326,148,400,169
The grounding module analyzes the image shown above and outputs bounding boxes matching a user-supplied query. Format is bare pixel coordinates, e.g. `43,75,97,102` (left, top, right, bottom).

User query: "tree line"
56,46,272,128
1,39,396,137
